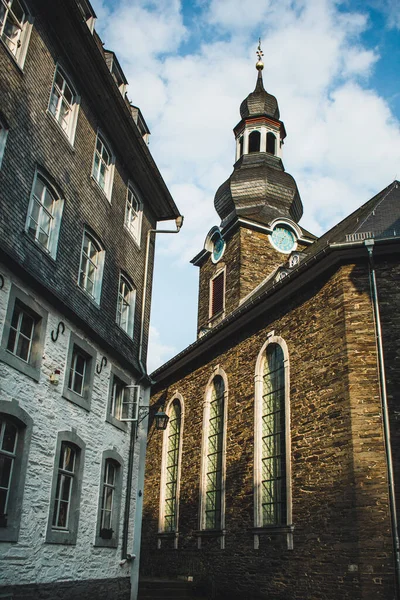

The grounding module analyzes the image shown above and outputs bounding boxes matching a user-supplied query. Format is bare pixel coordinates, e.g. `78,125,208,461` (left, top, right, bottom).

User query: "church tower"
192,44,316,337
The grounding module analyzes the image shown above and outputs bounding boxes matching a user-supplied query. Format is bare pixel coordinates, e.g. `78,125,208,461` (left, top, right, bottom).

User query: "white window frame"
25,172,64,259
254,334,292,550
198,367,228,549
94,450,123,548
91,131,115,201
78,230,105,305
0,0,33,68
124,183,143,246
48,65,80,145
0,116,9,168
158,393,184,547
116,273,135,338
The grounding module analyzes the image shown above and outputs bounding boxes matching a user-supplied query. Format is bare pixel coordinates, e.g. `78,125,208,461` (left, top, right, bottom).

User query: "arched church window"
248,130,261,153
160,397,183,535
267,132,276,155
254,338,291,533
200,373,227,531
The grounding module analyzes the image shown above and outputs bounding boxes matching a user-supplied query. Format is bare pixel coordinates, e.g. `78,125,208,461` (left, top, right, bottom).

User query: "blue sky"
91,0,400,371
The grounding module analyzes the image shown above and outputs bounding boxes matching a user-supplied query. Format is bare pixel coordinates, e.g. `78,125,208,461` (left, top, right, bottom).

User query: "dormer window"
267,132,276,155
76,0,96,33
104,51,128,96
248,130,261,153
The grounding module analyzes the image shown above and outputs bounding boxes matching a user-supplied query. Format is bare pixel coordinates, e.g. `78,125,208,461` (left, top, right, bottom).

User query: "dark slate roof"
214,152,303,226
240,70,280,120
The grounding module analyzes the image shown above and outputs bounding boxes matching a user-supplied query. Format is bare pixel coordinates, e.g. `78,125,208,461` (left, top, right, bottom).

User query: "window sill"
90,175,112,205
45,110,76,153
77,285,101,310
0,38,24,75
94,537,118,549
105,413,128,432
0,347,40,382
62,388,91,412
46,529,77,545
123,224,141,250
116,323,135,343
23,231,57,263
250,525,294,535
158,531,178,539
195,529,225,538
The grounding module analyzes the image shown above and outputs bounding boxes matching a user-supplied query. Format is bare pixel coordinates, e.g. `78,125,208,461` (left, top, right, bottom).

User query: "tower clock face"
212,231,225,263
270,225,296,253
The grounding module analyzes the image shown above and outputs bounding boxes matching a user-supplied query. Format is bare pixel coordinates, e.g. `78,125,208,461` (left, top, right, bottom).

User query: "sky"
91,0,400,372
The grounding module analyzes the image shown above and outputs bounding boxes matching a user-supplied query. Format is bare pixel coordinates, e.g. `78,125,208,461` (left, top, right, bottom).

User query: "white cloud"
93,0,400,368
147,326,177,374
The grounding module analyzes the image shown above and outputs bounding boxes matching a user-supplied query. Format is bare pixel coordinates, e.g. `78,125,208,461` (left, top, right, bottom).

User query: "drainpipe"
365,239,400,597
127,214,184,600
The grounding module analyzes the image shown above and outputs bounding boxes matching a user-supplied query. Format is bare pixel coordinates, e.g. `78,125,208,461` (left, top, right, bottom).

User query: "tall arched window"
248,130,261,153
254,337,291,537
200,370,228,539
159,395,183,542
266,132,276,155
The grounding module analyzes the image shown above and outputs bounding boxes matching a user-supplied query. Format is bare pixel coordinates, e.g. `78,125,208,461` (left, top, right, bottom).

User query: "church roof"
151,181,400,384
240,70,280,120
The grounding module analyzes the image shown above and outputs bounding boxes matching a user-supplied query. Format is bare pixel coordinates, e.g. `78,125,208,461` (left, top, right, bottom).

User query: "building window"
200,371,227,539
210,270,225,319
48,66,79,143
78,230,105,304
116,274,135,337
254,337,291,535
124,184,143,244
160,397,183,536
0,400,33,542
92,132,114,199
106,367,135,431
0,0,32,68
267,132,276,155
0,116,9,168
248,130,261,153
62,333,96,411
95,450,123,548
46,431,85,545
26,174,64,258
0,285,48,381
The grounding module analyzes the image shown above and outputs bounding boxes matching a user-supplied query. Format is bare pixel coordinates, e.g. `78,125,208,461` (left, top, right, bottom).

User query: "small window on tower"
238,136,243,158
210,270,225,318
267,132,276,155
248,130,261,153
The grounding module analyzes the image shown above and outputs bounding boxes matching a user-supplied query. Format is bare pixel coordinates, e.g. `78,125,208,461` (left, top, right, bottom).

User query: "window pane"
15,333,30,362
0,455,13,488
2,422,18,453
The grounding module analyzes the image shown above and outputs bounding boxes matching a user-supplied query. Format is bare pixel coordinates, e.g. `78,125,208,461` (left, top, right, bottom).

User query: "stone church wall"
142,262,395,600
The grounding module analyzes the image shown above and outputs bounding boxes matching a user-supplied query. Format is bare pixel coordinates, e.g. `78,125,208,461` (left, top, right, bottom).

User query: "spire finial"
256,38,264,71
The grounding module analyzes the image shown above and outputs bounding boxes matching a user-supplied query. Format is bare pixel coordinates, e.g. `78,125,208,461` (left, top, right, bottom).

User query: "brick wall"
142,262,395,600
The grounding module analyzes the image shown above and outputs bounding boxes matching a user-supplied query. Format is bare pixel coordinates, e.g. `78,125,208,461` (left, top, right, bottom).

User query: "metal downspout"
365,239,400,597
129,215,183,600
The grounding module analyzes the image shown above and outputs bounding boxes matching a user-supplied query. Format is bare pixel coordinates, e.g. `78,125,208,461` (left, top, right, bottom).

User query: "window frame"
209,267,226,320
106,365,131,431
0,114,9,169
124,183,143,246
116,273,136,338
78,229,105,305
91,131,115,201
0,285,48,381
198,368,228,547
46,430,85,545
25,171,64,259
62,332,96,411
159,393,184,544
0,399,33,542
47,64,80,145
0,0,33,69
253,335,292,546
94,449,123,548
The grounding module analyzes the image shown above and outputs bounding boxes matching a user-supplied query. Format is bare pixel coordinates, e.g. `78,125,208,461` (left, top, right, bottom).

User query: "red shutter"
211,272,224,316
